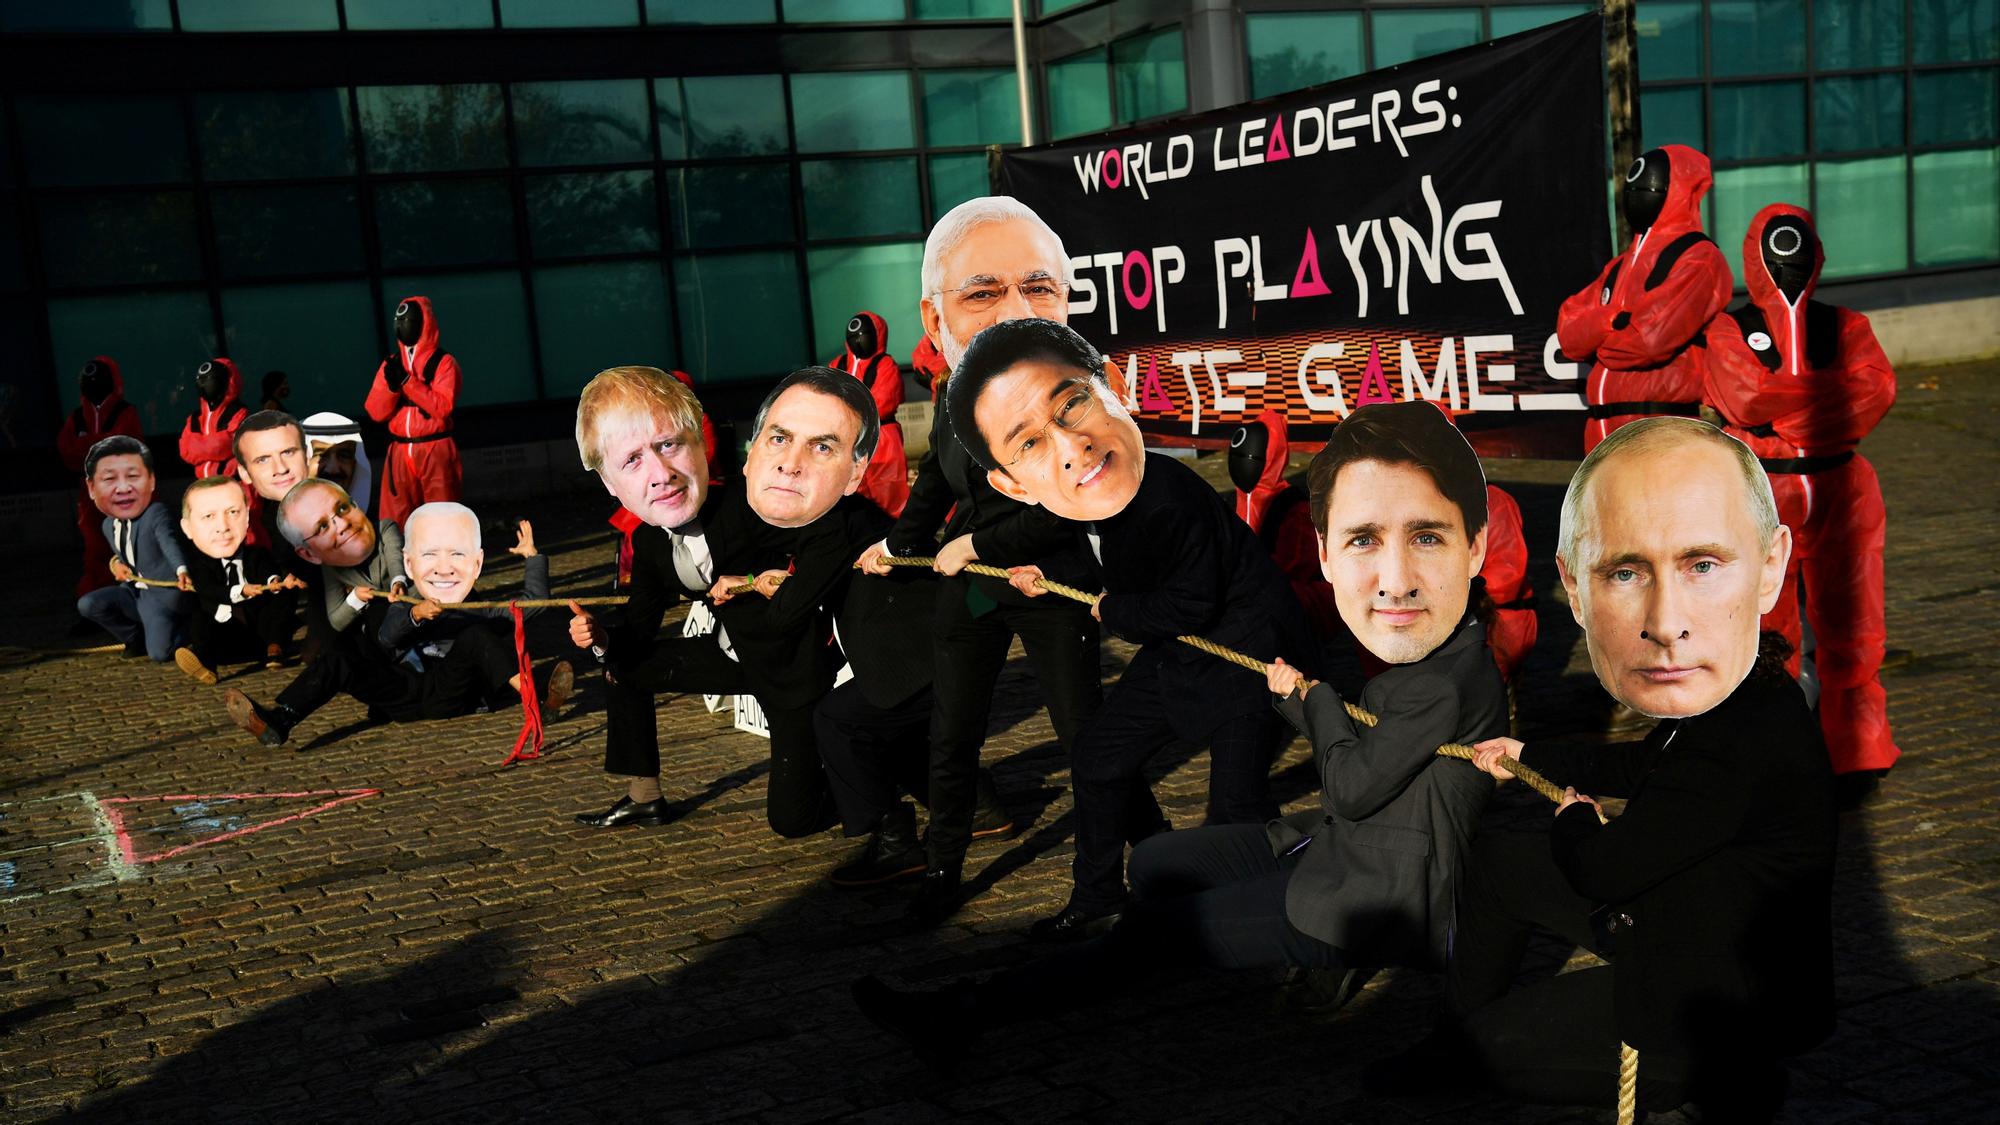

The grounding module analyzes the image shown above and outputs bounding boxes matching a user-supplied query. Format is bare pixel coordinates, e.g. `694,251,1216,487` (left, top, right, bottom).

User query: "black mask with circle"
1761,215,1817,303
195,360,229,406
1621,148,1673,234
394,300,424,347
845,315,877,357
80,360,114,404
1227,421,1272,494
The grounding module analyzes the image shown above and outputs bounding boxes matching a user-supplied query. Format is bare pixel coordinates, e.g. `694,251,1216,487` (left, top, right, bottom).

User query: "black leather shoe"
903,865,962,929
574,796,673,828
224,688,289,748
969,769,1018,840
1834,768,1887,811
1027,898,1122,943
831,804,926,888
851,975,978,1069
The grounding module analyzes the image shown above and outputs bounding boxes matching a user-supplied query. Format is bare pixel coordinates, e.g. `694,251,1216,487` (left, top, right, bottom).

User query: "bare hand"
709,575,749,605
1007,565,1047,598
1090,595,1103,622
1266,657,1308,699
241,582,265,598
412,599,444,623
389,579,407,600
109,558,134,583
567,599,603,650
509,520,537,558
278,573,308,591
1470,737,1523,782
857,539,894,577
176,572,195,592
1557,787,1603,819
751,569,787,599
934,534,978,576
351,585,377,603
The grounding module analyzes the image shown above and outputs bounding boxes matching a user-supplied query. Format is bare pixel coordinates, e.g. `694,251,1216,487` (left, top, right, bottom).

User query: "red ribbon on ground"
502,602,543,766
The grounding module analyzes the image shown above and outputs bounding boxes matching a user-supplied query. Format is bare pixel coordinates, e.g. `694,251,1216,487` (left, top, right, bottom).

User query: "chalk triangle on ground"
98,789,381,864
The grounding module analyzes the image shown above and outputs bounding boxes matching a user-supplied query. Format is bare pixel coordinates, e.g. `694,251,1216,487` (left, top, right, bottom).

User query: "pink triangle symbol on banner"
1356,343,1396,406
1137,355,1174,412
1291,227,1332,298
1267,115,1291,162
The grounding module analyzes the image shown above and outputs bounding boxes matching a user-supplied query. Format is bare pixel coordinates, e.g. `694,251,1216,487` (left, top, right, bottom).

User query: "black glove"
382,355,407,391
1611,311,1632,331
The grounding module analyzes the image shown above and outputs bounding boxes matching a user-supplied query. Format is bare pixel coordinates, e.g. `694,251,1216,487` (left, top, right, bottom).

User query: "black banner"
999,14,1610,457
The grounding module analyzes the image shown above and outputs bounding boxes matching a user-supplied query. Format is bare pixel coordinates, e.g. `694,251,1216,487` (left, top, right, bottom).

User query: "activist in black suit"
1371,418,1836,1123
76,436,193,662
850,399,1507,1060
855,196,1107,923
568,366,880,839
175,475,298,683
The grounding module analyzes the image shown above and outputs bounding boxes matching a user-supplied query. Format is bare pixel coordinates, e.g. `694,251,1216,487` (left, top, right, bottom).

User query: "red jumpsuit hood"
396,294,442,370
194,357,246,424
842,310,890,364
1739,201,1826,357
1237,410,1293,532
1610,144,1715,305
89,354,127,404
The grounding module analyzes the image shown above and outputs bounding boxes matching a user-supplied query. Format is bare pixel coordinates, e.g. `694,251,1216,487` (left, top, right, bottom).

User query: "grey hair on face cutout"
407,501,481,550
920,195,1067,297
1557,416,1780,572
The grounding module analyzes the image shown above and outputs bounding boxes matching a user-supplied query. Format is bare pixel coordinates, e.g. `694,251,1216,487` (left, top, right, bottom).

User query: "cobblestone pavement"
3,361,1995,1124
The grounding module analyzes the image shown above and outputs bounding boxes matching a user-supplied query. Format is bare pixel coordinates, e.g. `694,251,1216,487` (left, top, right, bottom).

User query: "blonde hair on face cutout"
574,366,705,473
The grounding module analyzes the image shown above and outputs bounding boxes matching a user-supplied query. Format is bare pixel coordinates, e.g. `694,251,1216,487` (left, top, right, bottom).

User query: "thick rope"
1619,1040,1639,1124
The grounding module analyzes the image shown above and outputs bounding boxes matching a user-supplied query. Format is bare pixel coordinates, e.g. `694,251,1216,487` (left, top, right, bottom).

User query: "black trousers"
1448,832,1787,1122
187,596,295,667
1068,656,1289,910
602,633,834,839
925,579,1103,870
816,679,933,836
275,625,517,725
978,824,1344,1021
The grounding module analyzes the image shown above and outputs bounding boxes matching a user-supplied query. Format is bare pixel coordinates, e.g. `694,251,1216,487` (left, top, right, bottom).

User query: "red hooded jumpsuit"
1703,203,1900,776
58,355,146,596
364,294,463,526
827,310,909,516
178,356,249,479
608,370,724,586
1557,144,1734,453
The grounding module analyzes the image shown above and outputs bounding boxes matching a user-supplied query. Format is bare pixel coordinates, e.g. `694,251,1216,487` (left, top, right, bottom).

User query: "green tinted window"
1710,0,1806,75
674,250,809,381
1710,163,1810,270
526,170,660,258
923,69,1022,148
534,262,675,397
1816,74,1905,152
1913,0,1999,63
657,75,790,160
1048,48,1111,139
1815,0,1905,68
1490,4,1589,38
177,0,337,30
17,95,189,187
512,80,653,167
928,153,989,220
1113,27,1188,124
47,290,215,432
195,90,354,181
0,194,21,291
1913,148,2000,264
1,0,172,30
790,72,915,153
916,0,1009,16
501,0,639,25
219,282,379,412
39,192,202,288
374,179,518,270
358,85,509,173
1636,1,1703,82
1042,0,1091,13
1814,156,1908,278
1913,68,1999,144
344,0,492,28
648,0,776,21
1713,81,1806,159
785,0,902,20
382,272,535,406
212,185,365,279
1372,9,1481,68
1246,12,1365,99
665,164,796,249
1641,86,1705,150
802,158,922,240
806,242,923,360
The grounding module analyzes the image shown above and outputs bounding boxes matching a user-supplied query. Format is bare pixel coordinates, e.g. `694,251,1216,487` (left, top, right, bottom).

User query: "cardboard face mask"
181,483,250,560
88,453,155,522
403,505,484,604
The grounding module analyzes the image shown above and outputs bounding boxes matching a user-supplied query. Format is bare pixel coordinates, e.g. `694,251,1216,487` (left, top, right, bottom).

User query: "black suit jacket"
887,392,1093,607
826,496,936,710
1090,452,1319,728
183,543,285,618
1521,668,1836,1058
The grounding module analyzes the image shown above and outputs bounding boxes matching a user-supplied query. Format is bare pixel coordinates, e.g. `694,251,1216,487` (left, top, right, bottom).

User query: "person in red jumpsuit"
1703,202,1900,799
828,310,908,516
1228,410,1536,682
178,357,249,479
609,369,723,587
1557,144,1734,452
365,295,462,526
910,333,949,404
58,356,145,599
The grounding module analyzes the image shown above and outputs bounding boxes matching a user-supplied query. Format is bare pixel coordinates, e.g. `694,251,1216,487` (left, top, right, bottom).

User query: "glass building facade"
2,0,1992,481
